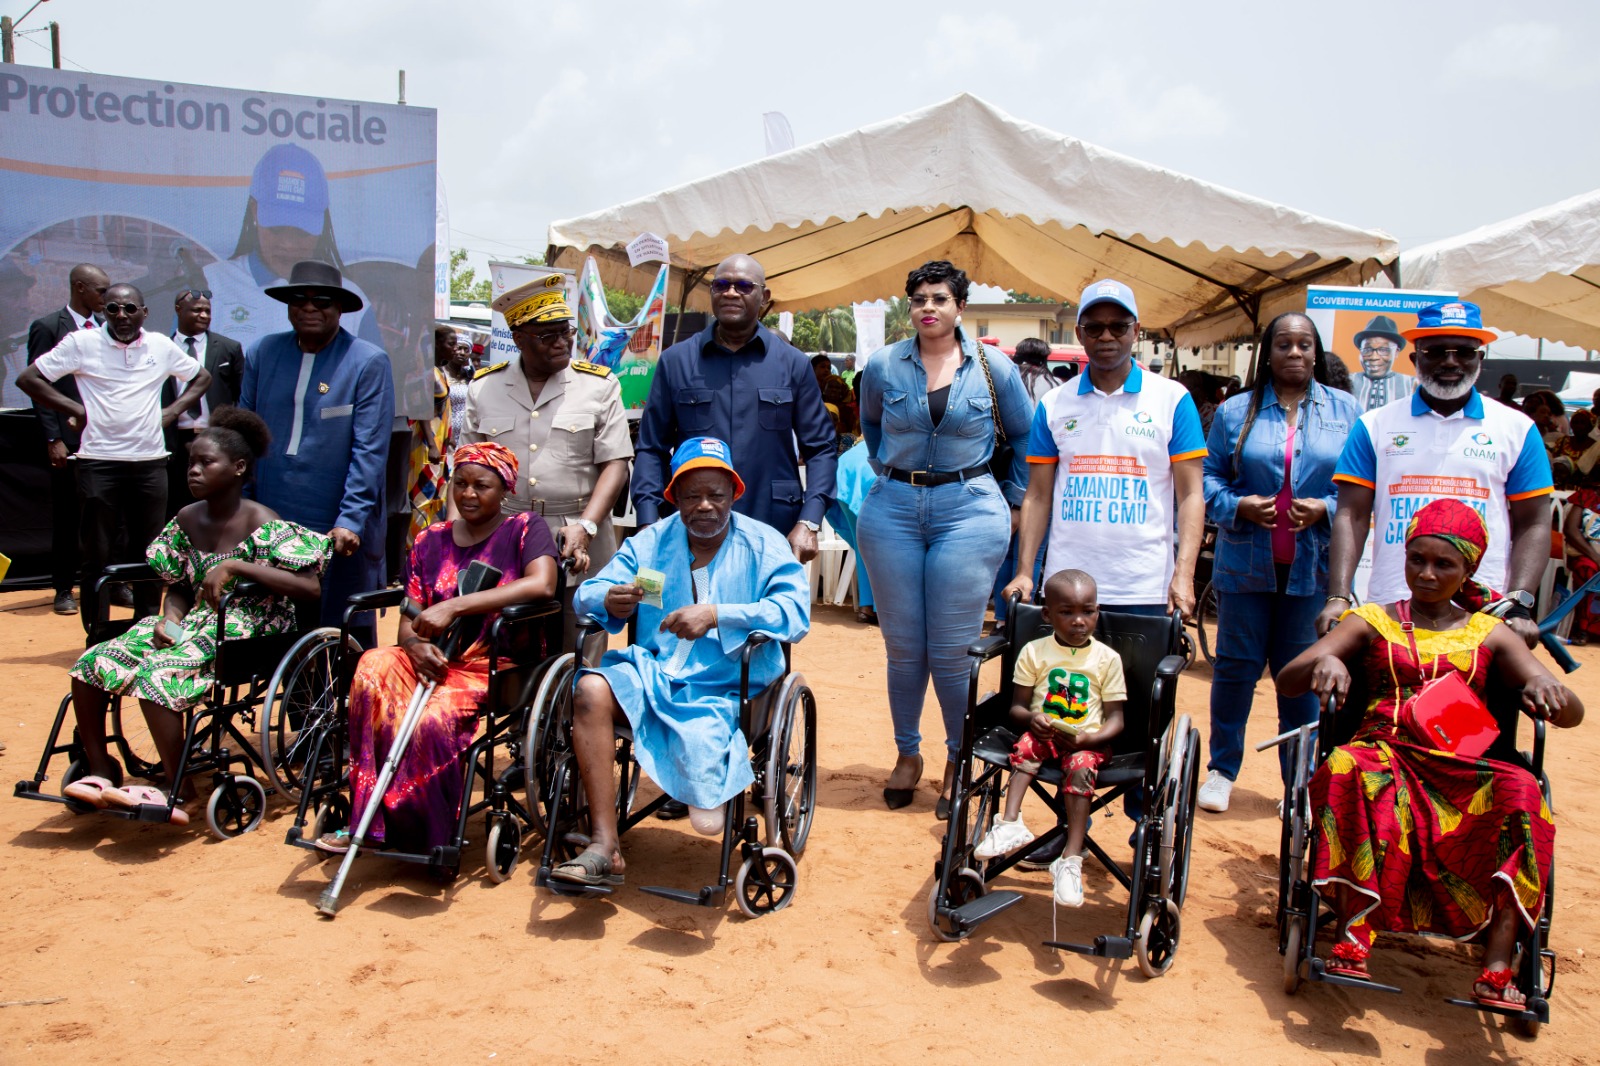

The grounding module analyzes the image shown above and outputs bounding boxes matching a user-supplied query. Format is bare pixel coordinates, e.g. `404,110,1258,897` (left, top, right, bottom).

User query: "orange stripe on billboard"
0,156,433,186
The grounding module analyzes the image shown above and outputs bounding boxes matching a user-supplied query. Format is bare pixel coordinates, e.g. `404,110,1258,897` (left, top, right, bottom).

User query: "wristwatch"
575,518,598,537
1506,589,1536,612
798,519,820,533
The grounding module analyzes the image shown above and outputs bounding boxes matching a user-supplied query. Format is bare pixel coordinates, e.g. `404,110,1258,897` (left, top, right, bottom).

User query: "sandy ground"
1,588,1596,1065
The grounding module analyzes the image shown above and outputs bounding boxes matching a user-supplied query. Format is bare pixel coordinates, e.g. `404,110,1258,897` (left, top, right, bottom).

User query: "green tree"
884,297,913,343
605,287,645,322
1006,290,1052,303
790,315,821,352
816,307,856,353
449,248,491,303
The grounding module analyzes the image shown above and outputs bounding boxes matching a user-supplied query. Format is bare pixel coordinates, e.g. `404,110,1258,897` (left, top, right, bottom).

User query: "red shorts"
1010,732,1109,797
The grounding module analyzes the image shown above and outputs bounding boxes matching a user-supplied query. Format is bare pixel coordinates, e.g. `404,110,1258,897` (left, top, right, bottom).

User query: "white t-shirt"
1333,390,1553,602
1025,365,1207,604
34,327,201,461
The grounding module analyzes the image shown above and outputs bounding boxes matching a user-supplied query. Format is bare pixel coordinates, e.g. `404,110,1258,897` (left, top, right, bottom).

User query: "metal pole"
49,20,58,68
398,69,406,106
2,18,14,64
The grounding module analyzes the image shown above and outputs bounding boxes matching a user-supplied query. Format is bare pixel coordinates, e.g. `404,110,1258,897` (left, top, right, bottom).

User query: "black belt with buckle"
883,465,990,487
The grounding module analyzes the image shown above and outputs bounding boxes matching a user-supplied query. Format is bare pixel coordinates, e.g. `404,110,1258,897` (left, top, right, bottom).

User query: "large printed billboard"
0,66,437,418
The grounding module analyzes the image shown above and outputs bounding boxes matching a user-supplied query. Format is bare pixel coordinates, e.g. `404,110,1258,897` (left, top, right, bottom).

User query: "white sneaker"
1197,769,1233,813
1051,853,1085,907
973,816,1035,859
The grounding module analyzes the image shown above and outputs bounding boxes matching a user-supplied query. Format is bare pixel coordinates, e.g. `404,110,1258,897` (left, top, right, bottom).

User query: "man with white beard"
1315,301,1550,645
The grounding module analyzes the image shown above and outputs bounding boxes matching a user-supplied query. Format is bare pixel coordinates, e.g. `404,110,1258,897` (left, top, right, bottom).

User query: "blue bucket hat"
1402,300,1497,346
250,144,329,234
665,437,746,503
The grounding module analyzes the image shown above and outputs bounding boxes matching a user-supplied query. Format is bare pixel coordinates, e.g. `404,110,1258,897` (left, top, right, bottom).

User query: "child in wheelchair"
61,408,329,819
973,570,1125,906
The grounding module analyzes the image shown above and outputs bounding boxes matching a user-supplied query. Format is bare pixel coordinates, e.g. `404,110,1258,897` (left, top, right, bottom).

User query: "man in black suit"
162,289,245,513
26,263,108,616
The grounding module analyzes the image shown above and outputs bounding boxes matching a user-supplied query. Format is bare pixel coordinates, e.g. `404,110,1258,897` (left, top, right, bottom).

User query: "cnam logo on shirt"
1465,431,1496,460
1126,410,1157,439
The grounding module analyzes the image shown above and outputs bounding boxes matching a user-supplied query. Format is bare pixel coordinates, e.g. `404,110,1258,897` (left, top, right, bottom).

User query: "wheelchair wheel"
260,628,358,804
1135,899,1182,978
926,867,985,943
109,696,163,781
734,847,798,918
1169,726,1200,908
763,674,817,859
523,653,576,839
206,775,267,839
485,812,521,884
1282,914,1307,994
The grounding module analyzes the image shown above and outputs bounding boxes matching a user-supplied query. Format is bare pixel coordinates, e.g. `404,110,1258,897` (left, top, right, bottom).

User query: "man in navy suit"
26,263,108,617
162,288,245,513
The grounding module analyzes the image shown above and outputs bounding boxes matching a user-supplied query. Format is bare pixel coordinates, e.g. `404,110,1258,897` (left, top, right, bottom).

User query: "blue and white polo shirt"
1025,364,1207,604
1333,388,1552,603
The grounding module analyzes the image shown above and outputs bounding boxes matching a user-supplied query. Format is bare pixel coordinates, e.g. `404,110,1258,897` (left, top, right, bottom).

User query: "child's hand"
1027,712,1057,740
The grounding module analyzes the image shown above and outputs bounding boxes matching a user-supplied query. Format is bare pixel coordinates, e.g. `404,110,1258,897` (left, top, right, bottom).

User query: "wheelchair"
14,562,319,839
281,586,564,885
1178,524,1218,669
927,600,1201,978
527,618,818,918
1272,667,1560,1039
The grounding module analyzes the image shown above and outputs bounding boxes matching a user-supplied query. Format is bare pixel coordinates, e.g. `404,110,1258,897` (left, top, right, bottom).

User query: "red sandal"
1325,939,1371,980
1472,967,1525,1010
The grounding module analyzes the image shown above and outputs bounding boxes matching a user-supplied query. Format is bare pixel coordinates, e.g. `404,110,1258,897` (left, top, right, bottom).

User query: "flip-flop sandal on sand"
314,830,353,855
551,849,625,887
63,775,117,808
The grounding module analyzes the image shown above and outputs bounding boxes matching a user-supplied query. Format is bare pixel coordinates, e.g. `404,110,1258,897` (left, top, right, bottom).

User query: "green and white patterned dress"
70,519,331,713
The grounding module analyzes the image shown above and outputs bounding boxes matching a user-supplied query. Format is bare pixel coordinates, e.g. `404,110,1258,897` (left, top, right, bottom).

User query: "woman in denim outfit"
858,261,1033,815
1197,312,1359,813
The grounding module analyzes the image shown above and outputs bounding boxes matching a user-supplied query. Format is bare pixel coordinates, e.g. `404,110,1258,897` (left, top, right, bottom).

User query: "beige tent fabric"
1401,188,1600,351
547,94,1397,347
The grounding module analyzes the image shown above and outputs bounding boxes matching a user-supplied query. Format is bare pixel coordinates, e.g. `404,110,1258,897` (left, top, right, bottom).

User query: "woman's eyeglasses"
710,278,759,296
1079,320,1135,339
908,294,955,308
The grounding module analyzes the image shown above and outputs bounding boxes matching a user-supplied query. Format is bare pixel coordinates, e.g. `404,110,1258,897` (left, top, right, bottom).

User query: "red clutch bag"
1396,601,1499,758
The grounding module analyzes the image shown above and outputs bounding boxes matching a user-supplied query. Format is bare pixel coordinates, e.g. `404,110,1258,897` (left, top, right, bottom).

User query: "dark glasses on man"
1079,320,1135,339
178,289,213,301
285,292,337,309
1418,346,1483,360
523,325,576,344
709,278,759,295
103,302,142,315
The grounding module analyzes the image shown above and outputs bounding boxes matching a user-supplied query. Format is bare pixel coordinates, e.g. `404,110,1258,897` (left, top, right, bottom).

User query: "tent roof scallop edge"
548,93,1398,347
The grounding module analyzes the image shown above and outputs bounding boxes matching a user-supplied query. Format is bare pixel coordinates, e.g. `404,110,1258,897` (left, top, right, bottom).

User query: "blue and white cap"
1401,300,1498,346
1076,278,1138,322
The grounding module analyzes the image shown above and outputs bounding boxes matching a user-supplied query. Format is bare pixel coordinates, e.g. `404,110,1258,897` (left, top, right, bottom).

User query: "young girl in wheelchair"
973,570,1125,907
62,407,329,820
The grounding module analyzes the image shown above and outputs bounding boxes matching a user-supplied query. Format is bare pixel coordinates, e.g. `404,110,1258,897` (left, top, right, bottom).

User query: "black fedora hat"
1352,314,1405,351
264,260,363,313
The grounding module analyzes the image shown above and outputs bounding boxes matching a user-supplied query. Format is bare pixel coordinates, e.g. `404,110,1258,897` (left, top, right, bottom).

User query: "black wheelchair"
927,601,1201,977
15,563,320,839
1272,669,1559,1039
281,586,564,886
1178,523,1218,669
527,618,818,918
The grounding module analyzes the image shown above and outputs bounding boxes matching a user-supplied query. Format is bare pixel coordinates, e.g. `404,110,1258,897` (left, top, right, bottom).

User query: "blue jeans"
991,532,1046,625
1208,590,1321,785
858,475,1010,759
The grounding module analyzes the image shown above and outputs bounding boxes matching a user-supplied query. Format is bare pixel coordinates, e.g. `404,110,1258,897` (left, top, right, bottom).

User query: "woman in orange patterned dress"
1278,499,1583,1008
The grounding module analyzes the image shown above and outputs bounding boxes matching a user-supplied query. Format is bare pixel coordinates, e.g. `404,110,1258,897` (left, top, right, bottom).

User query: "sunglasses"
1418,346,1483,360
709,278,759,296
285,292,338,309
1079,320,1135,339
103,302,143,316
526,325,576,344
177,289,213,302
909,294,955,308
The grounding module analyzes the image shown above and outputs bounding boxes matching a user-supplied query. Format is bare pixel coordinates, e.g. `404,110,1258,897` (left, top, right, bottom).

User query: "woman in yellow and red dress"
1279,499,1583,1008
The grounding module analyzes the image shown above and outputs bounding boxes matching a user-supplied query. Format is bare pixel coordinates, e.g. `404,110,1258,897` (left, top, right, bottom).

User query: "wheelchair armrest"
345,586,406,612
968,634,1008,660
500,600,561,623
1154,653,1185,680
98,563,160,584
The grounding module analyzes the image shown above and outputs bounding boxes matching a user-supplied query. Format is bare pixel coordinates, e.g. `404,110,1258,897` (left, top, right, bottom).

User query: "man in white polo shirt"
18,283,210,627
1005,279,1208,617
1319,300,1551,644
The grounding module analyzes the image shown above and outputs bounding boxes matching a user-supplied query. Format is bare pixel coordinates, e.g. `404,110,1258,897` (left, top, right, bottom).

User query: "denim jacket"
858,329,1034,506
1202,380,1359,595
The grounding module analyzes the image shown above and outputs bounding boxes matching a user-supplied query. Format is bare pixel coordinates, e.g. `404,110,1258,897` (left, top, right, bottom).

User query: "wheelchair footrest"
1044,935,1134,960
639,884,721,908
953,890,1024,930
1444,996,1550,1024
544,878,614,899
1306,958,1402,994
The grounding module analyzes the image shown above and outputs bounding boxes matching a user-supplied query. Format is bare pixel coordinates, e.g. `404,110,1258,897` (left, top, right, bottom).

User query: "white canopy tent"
547,94,1398,347
1401,188,1600,353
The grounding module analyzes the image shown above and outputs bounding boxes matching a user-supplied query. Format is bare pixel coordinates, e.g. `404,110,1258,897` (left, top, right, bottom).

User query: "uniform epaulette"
473,362,509,380
572,360,610,377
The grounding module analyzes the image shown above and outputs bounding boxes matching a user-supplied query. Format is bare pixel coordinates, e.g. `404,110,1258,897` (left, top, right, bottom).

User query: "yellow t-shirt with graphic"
1013,635,1127,736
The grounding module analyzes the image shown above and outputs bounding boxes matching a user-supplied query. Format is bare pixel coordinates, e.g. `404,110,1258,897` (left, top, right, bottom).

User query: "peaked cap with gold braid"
493,274,573,329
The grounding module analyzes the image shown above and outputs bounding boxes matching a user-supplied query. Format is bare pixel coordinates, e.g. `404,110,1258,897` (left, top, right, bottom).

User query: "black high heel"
883,754,923,810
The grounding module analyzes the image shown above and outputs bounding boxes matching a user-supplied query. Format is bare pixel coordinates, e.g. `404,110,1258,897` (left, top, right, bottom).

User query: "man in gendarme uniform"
464,275,633,650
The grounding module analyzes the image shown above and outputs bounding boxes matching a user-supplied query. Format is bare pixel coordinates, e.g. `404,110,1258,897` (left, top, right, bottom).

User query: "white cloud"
1447,22,1600,89
927,14,1042,72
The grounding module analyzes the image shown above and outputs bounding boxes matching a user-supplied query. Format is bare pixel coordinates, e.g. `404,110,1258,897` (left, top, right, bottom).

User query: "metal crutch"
317,560,502,917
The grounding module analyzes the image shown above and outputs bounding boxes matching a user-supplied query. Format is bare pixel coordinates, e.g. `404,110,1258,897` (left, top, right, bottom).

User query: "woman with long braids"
1196,313,1360,813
